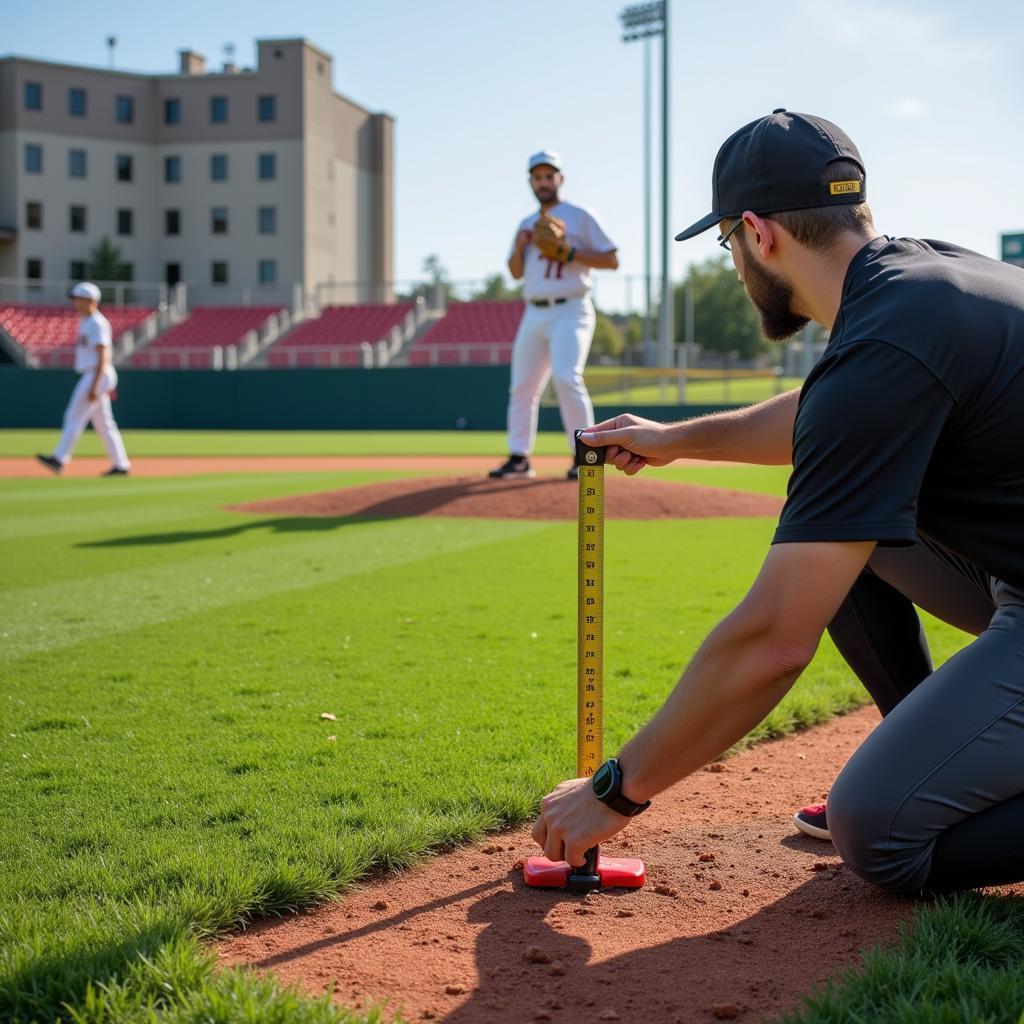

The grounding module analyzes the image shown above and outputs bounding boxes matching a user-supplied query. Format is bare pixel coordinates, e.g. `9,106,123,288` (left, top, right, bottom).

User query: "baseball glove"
533,214,572,262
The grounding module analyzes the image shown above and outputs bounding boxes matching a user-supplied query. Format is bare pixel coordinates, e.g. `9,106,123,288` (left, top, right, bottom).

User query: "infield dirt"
215,707,919,1023
230,474,783,521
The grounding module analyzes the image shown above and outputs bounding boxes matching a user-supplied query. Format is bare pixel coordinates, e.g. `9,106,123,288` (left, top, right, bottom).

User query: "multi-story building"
0,38,393,306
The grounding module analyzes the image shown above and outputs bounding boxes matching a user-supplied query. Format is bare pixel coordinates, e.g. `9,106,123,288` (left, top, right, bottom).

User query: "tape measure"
523,434,645,891
576,433,605,780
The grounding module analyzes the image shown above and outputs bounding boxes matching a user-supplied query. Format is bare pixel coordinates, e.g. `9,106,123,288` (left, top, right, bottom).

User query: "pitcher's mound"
231,474,784,521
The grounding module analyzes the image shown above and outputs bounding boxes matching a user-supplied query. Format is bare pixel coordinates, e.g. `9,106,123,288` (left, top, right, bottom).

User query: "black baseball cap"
675,109,866,241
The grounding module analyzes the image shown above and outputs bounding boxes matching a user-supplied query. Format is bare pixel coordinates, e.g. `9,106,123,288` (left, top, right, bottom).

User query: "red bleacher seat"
0,304,153,366
266,303,414,368
409,301,523,366
131,306,283,368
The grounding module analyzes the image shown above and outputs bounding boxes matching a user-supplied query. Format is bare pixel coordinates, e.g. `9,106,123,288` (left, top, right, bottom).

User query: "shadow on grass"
75,516,371,547
75,476,567,548
0,920,184,1023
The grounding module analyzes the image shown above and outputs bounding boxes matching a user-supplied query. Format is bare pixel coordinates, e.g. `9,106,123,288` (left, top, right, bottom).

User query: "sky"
4,0,1024,309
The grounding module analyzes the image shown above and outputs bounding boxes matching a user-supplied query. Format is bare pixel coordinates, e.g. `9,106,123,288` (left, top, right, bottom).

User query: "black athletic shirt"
774,235,1024,588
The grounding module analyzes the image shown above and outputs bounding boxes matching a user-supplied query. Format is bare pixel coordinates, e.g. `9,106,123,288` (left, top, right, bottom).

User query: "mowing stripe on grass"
0,517,551,661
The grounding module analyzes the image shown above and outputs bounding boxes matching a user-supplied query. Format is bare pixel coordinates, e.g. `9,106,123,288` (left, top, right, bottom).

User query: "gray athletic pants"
825,535,1024,894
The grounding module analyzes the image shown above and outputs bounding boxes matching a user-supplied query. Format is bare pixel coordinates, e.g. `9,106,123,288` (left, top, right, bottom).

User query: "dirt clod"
653,883,678,897
709,880,723,891
615,909,634,918
371,899,389,911
445,984,468,996
711,1003,742,1019
524,947,552,964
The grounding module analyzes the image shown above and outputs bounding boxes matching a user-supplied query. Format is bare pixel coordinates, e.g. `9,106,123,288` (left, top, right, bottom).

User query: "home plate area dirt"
230,474,784,521
215,706,920,1023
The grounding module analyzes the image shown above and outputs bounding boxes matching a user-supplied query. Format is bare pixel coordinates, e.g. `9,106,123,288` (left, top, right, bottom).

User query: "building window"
70,260,87,281
25,144,42,174
117,208,134,236
116,154,133,181
165,209,181,235
210,154,228,181
164,155,181,183
24,81,42,110
25,201,42,230
258,152,276,180
166,262,181,287
69,205,87,233
210,207,228,234
26,258,43,284
258,94,276,122
258,259,277,285
69,148,87,178
164,98,181,124
258,206,277,234
116,95,134,123
68,88,87,116
210,96,228,123
211,261,228,285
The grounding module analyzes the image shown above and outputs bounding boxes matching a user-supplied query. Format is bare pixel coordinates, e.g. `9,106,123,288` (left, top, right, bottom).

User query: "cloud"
886,97,929,117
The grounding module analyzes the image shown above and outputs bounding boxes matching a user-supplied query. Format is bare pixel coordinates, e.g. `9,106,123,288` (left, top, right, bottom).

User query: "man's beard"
736,234,809,341
533,187,558,204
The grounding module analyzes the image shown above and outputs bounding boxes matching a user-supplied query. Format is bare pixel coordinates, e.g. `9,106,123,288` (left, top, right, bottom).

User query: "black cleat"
36,453,63,475
567,464,579,481
101,466,131,477
488,455,535,479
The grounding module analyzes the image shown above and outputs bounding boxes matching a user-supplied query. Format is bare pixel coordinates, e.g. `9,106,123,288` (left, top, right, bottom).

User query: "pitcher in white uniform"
489,150,619,481
36,282,131,476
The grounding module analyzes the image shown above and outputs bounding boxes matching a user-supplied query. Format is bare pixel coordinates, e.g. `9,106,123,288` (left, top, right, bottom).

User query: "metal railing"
0,276,170,309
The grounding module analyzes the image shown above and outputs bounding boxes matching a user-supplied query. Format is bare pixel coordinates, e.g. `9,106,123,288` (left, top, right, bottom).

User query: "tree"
87,237,129,282
588,312,624,363
469,273,521,302
674,254,766,359
622,314,643,349
420,253,452,306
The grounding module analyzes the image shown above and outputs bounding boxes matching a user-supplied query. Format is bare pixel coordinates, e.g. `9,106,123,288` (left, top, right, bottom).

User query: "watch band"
592,758,651,818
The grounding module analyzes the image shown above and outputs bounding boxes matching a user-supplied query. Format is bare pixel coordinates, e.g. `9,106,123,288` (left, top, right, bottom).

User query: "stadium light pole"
620,1,671,367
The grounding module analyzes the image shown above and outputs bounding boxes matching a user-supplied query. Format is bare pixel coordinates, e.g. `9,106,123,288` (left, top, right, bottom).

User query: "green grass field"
1,429,1016,1023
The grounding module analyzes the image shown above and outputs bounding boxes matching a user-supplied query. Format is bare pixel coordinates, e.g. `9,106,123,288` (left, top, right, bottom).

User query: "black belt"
530,297,568,307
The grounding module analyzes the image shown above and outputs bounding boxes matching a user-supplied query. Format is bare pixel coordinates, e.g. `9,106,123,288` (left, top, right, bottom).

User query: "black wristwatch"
591,758,651,817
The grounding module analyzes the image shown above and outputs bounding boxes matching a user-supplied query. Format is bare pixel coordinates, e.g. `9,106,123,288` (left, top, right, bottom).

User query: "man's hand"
88,387,100,402
515,228,533,252
531,776,631,866
581,414,680,475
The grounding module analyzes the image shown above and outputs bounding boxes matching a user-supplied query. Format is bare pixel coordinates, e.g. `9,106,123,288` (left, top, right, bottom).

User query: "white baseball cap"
528,149,562,173
68,282,101,301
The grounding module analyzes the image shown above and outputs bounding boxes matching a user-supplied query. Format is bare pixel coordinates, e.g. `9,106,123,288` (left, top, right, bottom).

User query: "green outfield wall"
0,367,736,430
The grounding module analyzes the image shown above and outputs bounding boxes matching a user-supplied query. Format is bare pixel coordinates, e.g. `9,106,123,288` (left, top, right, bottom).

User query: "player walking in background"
36,283,131,477
489,151,618,481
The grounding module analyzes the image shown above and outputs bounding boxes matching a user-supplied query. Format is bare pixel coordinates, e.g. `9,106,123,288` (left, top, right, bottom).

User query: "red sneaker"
793,801,831,841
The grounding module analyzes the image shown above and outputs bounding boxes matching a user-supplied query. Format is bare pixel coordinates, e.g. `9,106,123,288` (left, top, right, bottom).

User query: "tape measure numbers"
576,441,605,780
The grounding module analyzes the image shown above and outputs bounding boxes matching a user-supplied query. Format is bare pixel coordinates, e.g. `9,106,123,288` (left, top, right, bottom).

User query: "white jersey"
509,200,616,301
74,311,112,374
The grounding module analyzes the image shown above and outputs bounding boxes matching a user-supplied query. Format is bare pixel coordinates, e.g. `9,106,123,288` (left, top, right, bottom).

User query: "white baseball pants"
506,296,596,456
54,367,131,469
